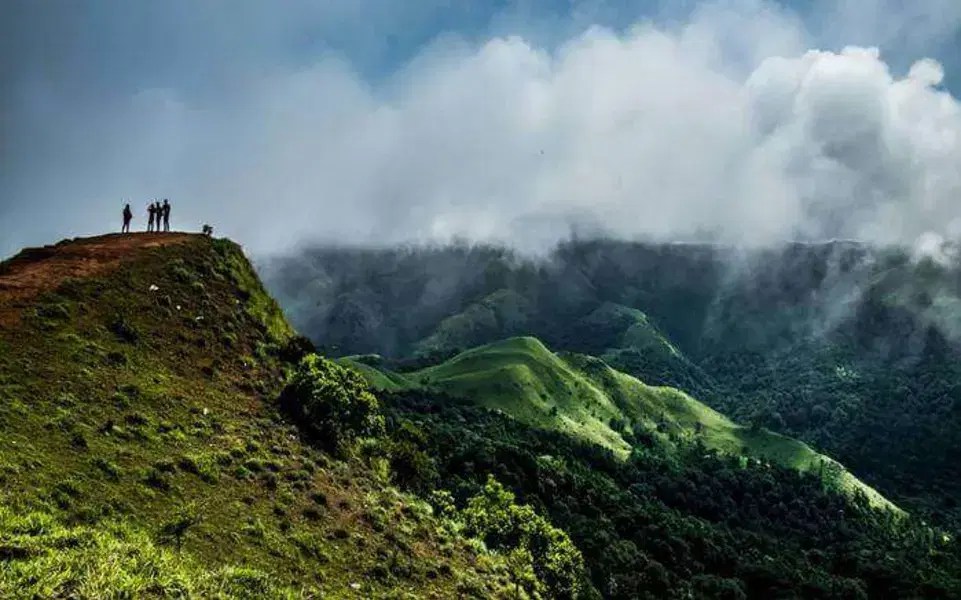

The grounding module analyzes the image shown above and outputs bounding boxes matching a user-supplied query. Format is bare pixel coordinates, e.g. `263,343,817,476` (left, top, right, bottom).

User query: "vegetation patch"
349,336,900,512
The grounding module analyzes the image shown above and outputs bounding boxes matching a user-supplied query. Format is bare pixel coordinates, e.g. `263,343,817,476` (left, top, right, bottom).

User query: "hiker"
122,203,133,233
162,199,171,232
147,202,156,232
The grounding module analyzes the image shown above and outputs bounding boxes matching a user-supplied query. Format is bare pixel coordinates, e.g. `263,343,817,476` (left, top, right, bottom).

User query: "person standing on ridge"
162,199,171,232
147,202,156,232
122,203,133,233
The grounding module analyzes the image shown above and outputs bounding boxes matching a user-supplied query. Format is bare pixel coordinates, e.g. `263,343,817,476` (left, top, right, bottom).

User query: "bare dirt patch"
0,233,197,326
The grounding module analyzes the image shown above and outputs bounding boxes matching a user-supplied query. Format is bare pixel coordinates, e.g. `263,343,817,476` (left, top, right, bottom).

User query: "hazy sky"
2,0,961,258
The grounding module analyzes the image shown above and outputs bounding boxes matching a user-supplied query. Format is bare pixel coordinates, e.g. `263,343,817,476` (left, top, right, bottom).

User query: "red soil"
0,233,196,327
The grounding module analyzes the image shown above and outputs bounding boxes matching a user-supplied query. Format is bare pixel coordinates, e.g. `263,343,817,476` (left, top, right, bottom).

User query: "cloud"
2,0,961,259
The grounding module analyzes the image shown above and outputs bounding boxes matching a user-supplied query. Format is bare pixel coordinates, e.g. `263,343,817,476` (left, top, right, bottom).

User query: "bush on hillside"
387,419,439,493
280,354,384,453
460,475,585,599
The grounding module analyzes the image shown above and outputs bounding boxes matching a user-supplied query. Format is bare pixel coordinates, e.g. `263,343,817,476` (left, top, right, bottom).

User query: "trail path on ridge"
0,233,196,326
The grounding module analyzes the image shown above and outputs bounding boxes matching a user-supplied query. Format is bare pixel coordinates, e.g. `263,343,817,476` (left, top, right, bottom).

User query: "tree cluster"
382,388,961,599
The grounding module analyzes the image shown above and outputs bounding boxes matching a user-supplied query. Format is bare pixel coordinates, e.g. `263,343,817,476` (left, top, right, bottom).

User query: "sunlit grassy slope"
345,336,900,514
336,355,416,392
0,234,516,599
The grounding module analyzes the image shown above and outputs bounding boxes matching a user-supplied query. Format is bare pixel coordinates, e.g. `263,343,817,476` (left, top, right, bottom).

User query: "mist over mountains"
262,235,961,356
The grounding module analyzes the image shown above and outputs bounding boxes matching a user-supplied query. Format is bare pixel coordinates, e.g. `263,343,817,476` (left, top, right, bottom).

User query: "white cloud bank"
4,1,961,257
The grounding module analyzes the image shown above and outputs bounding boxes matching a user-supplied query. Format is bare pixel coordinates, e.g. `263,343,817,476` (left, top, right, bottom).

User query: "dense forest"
379,387,961,599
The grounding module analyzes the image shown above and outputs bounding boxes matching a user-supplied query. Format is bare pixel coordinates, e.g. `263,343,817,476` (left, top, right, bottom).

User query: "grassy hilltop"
0,234,543,599
343,336,898,513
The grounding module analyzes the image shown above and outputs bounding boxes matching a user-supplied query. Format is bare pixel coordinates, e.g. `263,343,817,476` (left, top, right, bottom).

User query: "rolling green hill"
405,295,722,403
0,234,530,599
343,336,899,513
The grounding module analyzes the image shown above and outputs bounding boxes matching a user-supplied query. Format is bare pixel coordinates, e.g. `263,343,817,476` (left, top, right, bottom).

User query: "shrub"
279,354,385,453
460,476,585,599
51,480,83,510
142,468,171,492
388,420,439,493
243,458,264,473
106,350,128,366
36,303,70,321
153,459,177,474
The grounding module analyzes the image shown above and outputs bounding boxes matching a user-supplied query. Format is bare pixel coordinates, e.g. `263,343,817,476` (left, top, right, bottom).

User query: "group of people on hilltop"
121,199,171,234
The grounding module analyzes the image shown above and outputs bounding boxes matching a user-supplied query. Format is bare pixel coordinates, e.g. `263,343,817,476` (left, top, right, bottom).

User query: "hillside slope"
0,234,521,599
344,336,899,513
413,289,536,357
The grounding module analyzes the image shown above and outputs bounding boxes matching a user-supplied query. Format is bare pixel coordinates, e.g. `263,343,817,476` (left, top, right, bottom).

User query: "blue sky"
4,0,958,93
2,0,961,258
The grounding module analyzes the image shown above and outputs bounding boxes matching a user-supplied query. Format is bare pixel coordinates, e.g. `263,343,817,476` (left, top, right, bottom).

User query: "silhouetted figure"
147,202,156,232
122,203,133,233
202,224,214,237
162,199,171,232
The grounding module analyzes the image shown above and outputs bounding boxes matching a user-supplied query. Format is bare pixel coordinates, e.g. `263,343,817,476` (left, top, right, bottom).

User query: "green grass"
416,337,633,452
349,336,901,514
0,504,301,599
336,357,416,392
0,235,517,599
210,239,295,345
